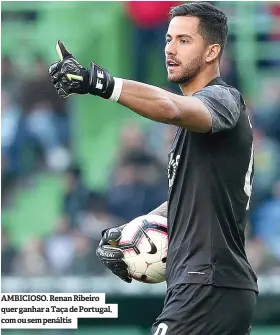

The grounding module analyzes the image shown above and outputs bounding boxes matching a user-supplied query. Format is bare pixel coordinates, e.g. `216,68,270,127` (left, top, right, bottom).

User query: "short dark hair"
170,2,228,57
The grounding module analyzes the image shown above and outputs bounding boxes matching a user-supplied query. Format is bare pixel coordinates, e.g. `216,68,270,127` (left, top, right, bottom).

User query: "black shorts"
152,284,258,335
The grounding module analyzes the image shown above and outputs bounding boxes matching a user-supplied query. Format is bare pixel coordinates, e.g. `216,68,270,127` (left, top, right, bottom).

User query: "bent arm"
148,201,168,218
118,80,212,133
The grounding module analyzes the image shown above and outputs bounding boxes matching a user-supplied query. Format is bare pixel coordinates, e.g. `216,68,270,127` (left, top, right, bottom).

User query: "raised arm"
49,41,240,135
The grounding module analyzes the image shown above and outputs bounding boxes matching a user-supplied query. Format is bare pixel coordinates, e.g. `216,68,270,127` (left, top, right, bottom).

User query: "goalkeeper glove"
49,40,123,100
96,225,132,283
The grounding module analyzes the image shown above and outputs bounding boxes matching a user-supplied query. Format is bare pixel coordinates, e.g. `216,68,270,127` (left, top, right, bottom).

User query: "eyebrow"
166,33,193,40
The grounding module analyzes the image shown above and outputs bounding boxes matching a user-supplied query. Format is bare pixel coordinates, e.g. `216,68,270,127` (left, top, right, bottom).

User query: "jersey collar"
205,76,225,87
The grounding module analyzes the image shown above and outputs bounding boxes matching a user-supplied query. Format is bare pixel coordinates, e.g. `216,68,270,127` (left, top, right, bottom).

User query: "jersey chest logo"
167,152,180,188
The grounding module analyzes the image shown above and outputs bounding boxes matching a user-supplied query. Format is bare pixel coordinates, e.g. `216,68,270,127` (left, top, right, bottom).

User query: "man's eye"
180,40,188,44
166,40,171,44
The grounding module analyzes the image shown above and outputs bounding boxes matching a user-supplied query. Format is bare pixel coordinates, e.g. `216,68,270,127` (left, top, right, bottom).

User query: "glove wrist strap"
88,62,123,101
88,61,114,98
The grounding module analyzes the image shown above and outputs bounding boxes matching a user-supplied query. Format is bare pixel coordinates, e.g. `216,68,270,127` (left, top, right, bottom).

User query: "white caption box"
1,293,118,329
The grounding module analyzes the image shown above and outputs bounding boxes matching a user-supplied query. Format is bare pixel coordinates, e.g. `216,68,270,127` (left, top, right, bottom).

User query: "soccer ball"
118,214,168,284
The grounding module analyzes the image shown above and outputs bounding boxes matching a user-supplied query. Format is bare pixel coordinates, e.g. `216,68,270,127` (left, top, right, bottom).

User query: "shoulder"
194,84,243,107
193,83,245,134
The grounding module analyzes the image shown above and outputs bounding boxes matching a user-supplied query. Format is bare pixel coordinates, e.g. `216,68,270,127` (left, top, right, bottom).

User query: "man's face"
165,16,207,84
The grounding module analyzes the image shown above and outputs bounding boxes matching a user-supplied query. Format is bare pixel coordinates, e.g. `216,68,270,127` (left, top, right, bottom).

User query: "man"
49,2,258,334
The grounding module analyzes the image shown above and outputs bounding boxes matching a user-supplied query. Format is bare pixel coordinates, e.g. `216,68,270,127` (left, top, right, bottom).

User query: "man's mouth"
166,60,180,68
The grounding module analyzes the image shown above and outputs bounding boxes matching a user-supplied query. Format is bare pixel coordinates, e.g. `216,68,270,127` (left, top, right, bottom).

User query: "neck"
179,66,220,96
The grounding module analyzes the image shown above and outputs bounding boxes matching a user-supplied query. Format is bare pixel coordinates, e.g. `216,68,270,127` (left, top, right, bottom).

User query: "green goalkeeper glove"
49,40,123,100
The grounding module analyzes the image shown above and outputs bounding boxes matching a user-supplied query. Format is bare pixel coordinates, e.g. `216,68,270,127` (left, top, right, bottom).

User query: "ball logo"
167,153,180,188
140,226,157,254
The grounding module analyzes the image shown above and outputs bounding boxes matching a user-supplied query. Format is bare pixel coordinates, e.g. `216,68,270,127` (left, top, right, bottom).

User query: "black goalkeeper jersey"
166,77,258,293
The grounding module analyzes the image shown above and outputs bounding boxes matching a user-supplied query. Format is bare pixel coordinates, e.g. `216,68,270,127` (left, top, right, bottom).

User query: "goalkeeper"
49,2,258,334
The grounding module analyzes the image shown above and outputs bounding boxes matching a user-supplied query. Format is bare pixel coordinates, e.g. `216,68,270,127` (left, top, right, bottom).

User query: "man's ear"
205,44,221,63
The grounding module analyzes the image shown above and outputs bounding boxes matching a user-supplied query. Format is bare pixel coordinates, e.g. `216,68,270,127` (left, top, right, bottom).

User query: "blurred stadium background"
1,1,280,334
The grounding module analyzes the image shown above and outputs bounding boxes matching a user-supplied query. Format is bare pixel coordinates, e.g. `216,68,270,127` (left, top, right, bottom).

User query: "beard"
167,55,204,84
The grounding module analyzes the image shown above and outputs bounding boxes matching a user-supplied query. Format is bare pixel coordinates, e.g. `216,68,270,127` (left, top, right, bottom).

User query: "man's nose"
165,41,177,56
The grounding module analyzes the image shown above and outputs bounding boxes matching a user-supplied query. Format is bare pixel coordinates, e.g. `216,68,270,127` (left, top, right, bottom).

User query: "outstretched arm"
50,41,240,135
148,201,168,218
49,41,212,133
